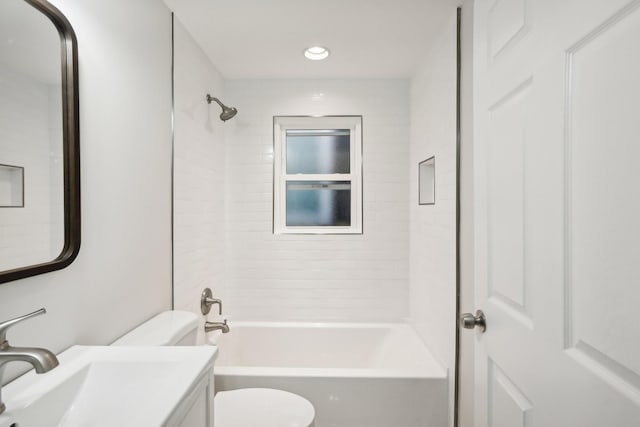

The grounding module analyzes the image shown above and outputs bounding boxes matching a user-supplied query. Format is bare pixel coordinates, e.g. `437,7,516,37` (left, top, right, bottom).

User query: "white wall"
0,0,173,382
409,5,464,426
223,79,410,322
172,16,226,338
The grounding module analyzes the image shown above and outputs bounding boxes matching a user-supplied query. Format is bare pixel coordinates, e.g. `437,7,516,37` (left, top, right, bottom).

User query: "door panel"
487,0,528,59
473,0,640,425
487,79,532,327
488,360,533,427
565,3,640,396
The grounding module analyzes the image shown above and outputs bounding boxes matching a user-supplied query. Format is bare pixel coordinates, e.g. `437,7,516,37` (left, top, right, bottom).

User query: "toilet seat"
215,388,315,427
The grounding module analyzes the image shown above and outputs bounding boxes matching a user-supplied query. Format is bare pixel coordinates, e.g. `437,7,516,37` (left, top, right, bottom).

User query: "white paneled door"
472,0,640,426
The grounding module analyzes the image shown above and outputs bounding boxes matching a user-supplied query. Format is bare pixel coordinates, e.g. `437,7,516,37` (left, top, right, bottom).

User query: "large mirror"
0,0,80,284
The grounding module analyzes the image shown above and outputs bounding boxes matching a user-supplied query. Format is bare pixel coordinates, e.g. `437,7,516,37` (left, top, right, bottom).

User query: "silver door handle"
460,310,486,332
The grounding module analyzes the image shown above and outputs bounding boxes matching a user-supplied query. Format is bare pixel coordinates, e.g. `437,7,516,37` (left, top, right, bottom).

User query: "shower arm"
206,94,223,108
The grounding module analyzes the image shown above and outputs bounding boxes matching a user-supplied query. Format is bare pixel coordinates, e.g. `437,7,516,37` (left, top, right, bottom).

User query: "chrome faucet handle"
0,308,47,344
201,288,222,315
206,297,222,315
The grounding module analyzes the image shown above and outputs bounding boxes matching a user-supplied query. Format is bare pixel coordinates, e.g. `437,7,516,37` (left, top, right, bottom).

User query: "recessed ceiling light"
304,46,330,61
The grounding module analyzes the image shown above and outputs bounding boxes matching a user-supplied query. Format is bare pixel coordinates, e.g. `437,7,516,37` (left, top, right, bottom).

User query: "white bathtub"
209,322,448,427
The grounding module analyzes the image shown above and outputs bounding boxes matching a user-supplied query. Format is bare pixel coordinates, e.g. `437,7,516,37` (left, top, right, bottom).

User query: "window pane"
286,130,350,174
286,181,351,226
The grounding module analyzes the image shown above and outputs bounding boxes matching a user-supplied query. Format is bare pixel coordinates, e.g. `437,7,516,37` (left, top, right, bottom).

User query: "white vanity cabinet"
170,365,215,427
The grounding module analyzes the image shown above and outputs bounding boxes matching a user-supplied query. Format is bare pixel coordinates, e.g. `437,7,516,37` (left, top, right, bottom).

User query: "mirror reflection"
0,0,65,272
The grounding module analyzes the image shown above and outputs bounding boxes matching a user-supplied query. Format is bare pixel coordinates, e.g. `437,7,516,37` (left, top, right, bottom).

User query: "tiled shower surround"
223,79,411,322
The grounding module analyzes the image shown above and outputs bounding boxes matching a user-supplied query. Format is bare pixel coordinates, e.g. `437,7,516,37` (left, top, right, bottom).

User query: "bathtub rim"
209,320,429,329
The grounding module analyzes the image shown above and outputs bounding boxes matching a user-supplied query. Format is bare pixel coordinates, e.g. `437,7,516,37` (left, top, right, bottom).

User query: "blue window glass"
286,130,350,174
286,181,351,226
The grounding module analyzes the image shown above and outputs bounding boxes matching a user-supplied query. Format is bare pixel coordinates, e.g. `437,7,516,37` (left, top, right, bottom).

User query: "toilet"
112,311,316,427
215,388,315,427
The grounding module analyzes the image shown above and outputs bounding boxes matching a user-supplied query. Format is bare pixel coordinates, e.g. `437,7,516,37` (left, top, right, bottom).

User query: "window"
273,116,362,234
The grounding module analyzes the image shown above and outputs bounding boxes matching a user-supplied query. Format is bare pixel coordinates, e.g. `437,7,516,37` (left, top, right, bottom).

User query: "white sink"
0,345,218,427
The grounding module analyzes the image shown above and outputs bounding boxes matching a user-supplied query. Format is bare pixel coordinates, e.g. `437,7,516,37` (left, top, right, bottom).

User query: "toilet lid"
215,388,315,427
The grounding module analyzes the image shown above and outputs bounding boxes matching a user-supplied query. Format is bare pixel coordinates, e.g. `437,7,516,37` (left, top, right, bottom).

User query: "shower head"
206,94,238,122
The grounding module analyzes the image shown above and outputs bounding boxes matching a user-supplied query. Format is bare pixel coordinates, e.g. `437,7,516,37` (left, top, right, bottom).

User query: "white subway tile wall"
409,8,459,425
172,17,226,332
223,79,410,322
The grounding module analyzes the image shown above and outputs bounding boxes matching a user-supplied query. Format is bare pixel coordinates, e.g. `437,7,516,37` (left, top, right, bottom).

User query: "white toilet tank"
111,310,199,346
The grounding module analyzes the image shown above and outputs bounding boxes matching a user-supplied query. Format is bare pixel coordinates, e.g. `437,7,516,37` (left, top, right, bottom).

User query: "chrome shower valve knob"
201,288,222,315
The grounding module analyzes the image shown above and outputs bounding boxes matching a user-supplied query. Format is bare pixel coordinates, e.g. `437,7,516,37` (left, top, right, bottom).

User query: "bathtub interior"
211,322,446,377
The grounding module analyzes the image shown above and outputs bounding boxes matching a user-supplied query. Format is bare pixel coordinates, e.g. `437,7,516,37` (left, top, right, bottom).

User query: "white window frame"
273,115,363,234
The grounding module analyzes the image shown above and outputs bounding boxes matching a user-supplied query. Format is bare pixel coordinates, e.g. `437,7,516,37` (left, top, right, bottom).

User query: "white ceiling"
165,0,455,79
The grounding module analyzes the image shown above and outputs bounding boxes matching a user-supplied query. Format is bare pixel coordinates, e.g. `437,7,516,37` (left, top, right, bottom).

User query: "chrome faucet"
201,288,229,333
0,308,59,414
204,319,230,334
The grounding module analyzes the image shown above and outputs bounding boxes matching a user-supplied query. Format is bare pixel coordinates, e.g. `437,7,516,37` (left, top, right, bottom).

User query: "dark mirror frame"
0,0,80,284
